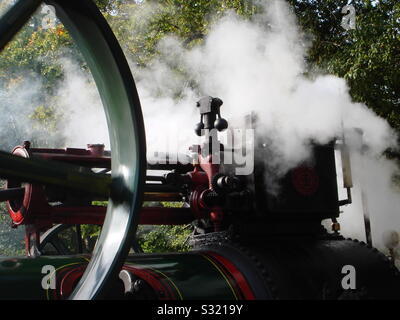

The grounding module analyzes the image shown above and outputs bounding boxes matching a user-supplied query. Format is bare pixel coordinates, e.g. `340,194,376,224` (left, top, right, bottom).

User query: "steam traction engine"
0,0,399,300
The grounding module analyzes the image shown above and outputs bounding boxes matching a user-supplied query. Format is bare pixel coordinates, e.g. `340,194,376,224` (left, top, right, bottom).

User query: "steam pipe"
47,207,193,225
0,187,25,202
0,150,111,198
145,176,166,183
143,192,182,202
147,162,194,173
144,184,181,193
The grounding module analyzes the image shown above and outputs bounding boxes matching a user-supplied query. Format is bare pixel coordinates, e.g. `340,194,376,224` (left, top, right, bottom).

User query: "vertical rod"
76,224,83,254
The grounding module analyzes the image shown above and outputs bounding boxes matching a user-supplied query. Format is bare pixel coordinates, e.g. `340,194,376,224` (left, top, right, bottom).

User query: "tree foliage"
137,225,191,253
289,0,400,132
97,0,258,65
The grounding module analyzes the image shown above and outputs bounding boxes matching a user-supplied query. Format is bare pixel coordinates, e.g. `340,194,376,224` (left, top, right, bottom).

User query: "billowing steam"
129,1,397,172
56,58,109,148
124,0,400,253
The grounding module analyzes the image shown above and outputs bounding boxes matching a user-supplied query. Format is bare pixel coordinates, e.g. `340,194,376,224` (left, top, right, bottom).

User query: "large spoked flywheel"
0,0,146,299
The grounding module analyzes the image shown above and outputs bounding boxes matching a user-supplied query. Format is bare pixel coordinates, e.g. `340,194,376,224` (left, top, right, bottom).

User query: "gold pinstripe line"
126,263,184,300
45,261,84,300
200,254,238,300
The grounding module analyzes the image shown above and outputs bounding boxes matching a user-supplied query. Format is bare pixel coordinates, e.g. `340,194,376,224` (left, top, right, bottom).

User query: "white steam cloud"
56,58,109,148
125,1,396,172
132,0,400,252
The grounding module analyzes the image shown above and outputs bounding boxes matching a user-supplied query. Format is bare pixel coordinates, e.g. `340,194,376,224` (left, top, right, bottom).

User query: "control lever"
194,96,228,136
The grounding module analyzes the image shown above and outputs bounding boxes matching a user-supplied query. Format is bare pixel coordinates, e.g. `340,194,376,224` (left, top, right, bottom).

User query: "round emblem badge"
291,166,319,196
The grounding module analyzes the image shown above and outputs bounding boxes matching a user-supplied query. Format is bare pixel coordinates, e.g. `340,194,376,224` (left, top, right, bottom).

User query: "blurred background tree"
288,0,399,132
